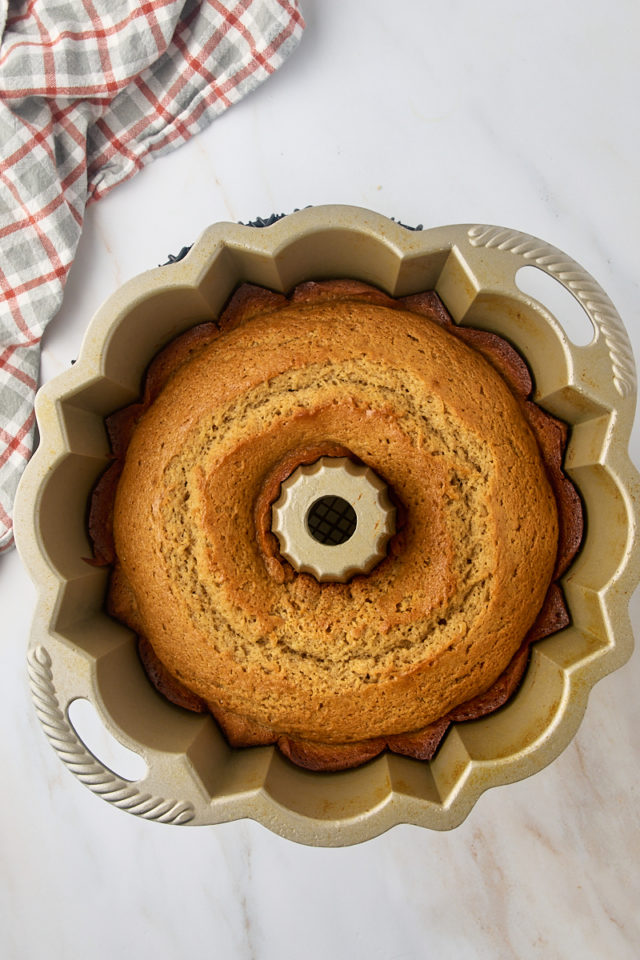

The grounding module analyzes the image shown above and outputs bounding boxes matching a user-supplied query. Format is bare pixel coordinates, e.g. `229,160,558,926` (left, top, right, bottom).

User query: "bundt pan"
14,205,639,846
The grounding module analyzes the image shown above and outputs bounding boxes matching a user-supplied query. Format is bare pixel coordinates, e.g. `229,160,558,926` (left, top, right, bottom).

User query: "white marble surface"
2,1,640,957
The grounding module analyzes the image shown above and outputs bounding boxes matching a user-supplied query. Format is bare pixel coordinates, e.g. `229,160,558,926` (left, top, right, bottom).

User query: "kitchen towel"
0,0,304,553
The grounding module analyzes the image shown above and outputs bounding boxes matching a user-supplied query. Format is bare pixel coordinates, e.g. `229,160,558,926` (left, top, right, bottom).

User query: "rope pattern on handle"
467,225,636,398
27,645,195,824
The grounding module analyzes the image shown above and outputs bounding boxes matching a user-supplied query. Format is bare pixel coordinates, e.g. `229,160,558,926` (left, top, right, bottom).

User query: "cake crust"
91,279,583,769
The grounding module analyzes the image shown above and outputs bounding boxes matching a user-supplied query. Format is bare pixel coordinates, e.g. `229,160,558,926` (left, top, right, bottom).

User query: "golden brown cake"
90,279,582,771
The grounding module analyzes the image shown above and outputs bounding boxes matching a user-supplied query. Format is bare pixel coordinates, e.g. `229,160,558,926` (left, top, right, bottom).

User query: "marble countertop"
2,2,639,957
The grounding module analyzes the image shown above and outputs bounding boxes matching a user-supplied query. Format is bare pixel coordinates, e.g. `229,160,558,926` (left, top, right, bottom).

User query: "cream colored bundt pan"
14,206,639,846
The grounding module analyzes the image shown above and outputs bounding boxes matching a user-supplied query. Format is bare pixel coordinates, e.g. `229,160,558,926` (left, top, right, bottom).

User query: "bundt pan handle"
27,643,197,825
14,206,640,845
459,224,637,405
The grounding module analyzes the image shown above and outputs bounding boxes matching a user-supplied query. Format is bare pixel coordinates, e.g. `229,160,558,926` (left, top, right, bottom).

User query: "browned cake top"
107,281,564,748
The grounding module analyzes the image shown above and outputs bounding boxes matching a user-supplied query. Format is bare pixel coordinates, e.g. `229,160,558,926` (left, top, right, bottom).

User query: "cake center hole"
306,495,357,546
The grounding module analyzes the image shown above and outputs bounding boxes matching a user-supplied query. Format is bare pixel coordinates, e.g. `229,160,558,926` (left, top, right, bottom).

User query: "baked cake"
89,279,583,770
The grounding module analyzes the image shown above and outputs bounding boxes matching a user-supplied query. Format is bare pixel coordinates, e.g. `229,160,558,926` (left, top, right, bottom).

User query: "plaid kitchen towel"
0,0,304,553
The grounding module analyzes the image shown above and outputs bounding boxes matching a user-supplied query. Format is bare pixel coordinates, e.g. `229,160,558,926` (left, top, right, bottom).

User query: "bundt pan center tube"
14,205,640,846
